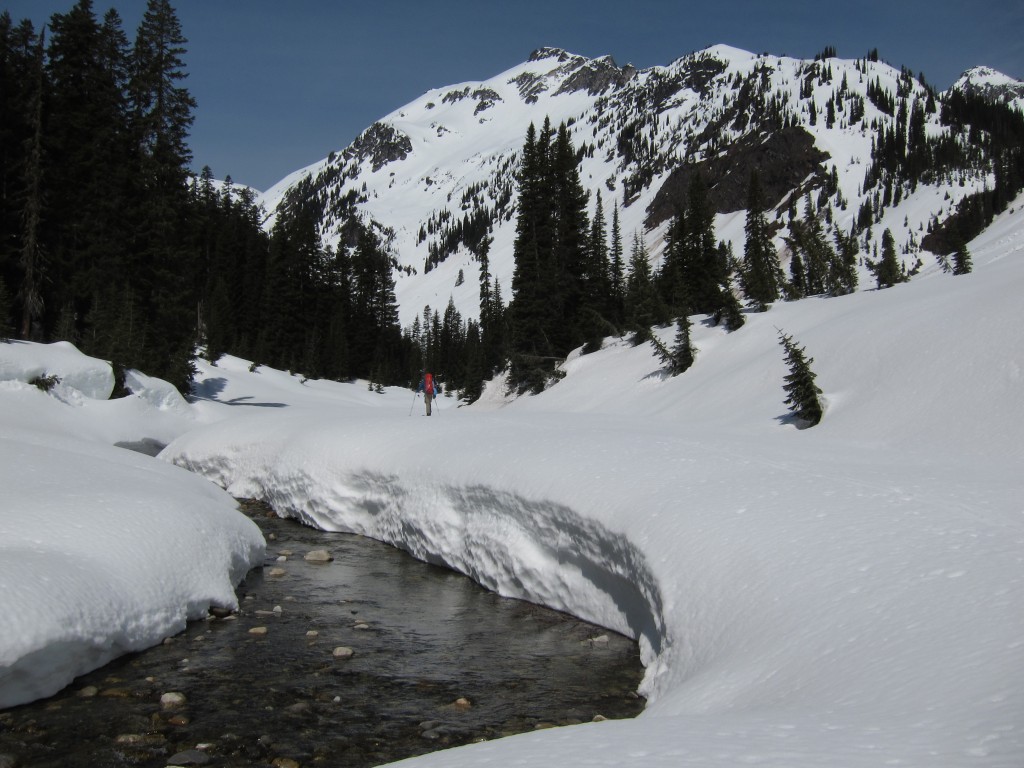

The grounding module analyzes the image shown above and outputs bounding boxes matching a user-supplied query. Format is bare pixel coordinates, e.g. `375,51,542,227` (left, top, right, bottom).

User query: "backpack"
424,372,434,395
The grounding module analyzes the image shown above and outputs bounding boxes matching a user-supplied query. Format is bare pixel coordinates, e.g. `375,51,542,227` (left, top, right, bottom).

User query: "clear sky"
6,0,1023,192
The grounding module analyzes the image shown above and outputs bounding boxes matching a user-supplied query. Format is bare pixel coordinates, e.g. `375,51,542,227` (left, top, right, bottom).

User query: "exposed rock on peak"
529,47,573,62
555,55,637,96
949,66,1024,111
343,122,413,173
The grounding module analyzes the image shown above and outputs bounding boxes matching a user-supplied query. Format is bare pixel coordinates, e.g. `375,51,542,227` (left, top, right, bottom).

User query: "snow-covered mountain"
256,44,1021,326
949,65,1024,113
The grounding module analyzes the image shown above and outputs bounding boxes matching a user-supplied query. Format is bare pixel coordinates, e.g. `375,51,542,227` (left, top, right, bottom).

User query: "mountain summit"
257,45,1023,331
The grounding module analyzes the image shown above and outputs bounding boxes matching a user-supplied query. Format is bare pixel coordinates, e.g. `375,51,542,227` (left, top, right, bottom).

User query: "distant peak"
529,47,573,63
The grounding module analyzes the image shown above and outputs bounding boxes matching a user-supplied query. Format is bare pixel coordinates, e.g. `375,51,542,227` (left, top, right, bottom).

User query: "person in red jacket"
416,371,441,416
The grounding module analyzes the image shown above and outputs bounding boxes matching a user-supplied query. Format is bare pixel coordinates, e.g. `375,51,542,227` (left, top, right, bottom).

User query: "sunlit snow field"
2,200,1023,766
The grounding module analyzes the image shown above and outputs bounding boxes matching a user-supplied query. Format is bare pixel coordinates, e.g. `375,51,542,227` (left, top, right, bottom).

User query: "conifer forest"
2,1,1023,402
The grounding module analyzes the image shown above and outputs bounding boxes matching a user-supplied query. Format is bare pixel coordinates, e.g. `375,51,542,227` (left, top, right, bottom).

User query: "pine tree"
831,226,859,295
45,1,133,342
624,232,662,344
127,0,199,391
665,311,695,374
740,170,783,310
657,209,687,314
869,228,906,288
585,191,613,343
952,234,973,275
16,28,46,340
609,204,625,326
0,16,40,336
681,171,724,313
509,121,556,392
778,329,824,427
549,122,591,353
0,275,11,340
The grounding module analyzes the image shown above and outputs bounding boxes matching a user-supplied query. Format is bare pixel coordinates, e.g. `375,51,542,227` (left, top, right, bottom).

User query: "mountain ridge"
255,44,1023,327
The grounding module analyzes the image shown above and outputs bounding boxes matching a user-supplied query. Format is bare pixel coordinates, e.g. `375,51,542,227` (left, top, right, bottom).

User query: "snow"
3,200,1024,764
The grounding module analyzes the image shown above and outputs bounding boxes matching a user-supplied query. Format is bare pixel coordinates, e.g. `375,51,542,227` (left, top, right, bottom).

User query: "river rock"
167,748,211,765
160,691,187,709
208,605,233,619
306,630,319,639
249,626,269,636
452,697,472,710
268,567,287,577
77,685,99,697
332,646,355,659
304,549,334,563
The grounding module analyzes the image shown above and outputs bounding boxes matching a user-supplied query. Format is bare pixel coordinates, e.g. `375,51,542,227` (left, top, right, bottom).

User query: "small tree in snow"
652,312,696,376
952,235,973,275
778,329,823,427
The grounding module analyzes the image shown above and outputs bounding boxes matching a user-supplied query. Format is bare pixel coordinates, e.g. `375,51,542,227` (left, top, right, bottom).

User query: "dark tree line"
505,119,755,394
0,1,412,394
1,0,202,390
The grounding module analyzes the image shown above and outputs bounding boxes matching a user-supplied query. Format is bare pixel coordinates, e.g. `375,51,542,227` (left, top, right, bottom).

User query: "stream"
0,498,645,767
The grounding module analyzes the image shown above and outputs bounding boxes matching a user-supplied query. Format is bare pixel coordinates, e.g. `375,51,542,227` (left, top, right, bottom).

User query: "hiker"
416,371,441,416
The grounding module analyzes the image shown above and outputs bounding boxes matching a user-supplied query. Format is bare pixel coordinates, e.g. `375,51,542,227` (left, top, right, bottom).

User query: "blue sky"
6,0,1023,191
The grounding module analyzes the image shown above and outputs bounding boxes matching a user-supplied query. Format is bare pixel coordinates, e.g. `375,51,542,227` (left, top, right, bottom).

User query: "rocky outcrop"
342,122,413,173
646,127,830,227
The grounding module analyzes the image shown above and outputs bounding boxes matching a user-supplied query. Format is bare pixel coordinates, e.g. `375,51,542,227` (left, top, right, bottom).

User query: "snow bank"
0,344,265,708
162,204,1024,765
0,340,113,399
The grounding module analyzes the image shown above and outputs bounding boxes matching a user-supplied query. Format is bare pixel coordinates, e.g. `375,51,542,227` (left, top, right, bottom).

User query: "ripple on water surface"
0,498,645,767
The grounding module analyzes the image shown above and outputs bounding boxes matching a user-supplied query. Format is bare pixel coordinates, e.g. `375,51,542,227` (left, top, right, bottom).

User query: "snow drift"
2,201,1022,764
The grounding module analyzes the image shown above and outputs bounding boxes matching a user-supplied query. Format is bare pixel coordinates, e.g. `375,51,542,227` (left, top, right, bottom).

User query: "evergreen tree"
345,217,402,382
778,329,824,427
680,171,723,313
657,209,687,314
127,0,199,391
609,203,625,325
45,1,133,342
0,16,39,327
740,170,783,310
952,234,973,275
624,232,662,344
475,235,505,376
869,228,906,288
831,226,860,295
0,275,11,340
16,28,46,340
670,312,695,373
509,121,556,392
584,191,614,345
651,311,695,375
507,118,600,391
549,122,591,353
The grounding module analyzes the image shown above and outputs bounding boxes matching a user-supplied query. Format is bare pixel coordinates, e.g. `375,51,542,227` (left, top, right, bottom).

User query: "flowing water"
0,498,645,767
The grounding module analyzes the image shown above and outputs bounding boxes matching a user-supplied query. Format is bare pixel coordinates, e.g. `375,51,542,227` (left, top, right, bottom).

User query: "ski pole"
408,392,418,416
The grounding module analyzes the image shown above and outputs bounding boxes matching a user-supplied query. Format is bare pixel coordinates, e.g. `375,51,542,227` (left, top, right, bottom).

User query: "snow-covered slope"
258,45,1020,328
158,196,1024,765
